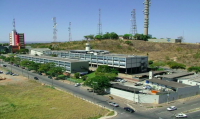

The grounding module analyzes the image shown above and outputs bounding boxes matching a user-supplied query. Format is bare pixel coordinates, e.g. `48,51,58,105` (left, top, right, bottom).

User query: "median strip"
183,108,200,114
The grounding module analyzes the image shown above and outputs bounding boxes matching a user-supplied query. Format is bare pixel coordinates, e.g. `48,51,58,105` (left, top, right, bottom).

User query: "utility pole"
52,17,57,42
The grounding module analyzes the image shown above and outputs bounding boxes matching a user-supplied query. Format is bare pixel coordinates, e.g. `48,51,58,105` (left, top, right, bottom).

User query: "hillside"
28,40,200,67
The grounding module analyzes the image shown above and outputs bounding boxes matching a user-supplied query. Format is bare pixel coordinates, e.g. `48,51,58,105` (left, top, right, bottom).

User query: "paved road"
187,111,200,119
4,62,156,119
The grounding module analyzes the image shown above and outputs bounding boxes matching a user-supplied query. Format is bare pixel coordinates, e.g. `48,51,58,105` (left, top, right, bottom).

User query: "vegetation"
74,72,80,79
0,81,109,119
188,66,200,73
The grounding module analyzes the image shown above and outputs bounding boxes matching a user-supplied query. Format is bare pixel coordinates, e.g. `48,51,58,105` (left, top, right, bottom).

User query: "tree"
168,62,186,70
148,60,153,65
109,32,119,39
84,35,94,40
81,75,87,81
103,33,110,39
28,61,40,71
84,76,111,91
74,72,80,79
152,37,157,39
95,35,102,40
38,62,55,73
95,65,118,81
123,34,132,39
20,60,30,67
188,66,200,73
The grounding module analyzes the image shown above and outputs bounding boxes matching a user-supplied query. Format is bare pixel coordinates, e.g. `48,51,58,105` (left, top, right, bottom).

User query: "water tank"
146,80,149,83
85,43,91,51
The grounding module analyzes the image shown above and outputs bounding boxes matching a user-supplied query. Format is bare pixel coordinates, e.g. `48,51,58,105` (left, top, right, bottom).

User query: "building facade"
17,55,89,73
9,30,25,46
43,50,148,74
148,38,182,43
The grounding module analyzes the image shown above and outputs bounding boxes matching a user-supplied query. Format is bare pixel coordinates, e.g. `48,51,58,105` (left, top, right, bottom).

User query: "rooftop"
104,53,147,58
31,48,51,52
180,74,200,83
147,79,191,89
133,71,167,77
161,72,194,79
17,55,89,63
111,83,141,93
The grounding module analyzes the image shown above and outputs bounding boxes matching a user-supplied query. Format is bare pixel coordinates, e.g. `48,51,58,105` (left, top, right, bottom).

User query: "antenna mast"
97,8,102,36
68,22,72,42
13,18,16,31
52,17,57,42
130,9,137,39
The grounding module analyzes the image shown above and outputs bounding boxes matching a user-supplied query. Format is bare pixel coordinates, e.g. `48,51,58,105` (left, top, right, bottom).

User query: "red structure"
14,33,19,46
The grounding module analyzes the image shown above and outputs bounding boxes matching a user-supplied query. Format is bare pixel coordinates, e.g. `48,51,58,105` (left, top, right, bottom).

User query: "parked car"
3,65,7,67
6,72,11,75
108,102,119,107
38,73,42,75
175,113,187,118
167,106,177,111
120,80,127,83
48,76,52,79
12,74,19,76
75,83,81,87
124,107,134,113
143,85,152,90
0,71,3,74
134,82,143,86
34,77,39,80
87,89,93,92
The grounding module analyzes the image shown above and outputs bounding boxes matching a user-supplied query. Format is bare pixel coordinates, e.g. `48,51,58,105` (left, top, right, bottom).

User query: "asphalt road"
3,62,157,119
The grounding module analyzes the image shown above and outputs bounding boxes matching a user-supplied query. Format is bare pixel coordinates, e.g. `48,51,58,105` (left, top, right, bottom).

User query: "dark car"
3,65,7,67
34,77,39,80
48,76,52,79
38,73,42,75
124,107,134,113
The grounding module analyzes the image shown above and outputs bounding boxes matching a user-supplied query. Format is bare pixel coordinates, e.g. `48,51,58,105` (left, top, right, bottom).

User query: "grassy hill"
28,39,200,67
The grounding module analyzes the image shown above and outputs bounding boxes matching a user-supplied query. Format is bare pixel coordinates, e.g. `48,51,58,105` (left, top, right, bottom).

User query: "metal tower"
52,17,57,42
68,22,72,42
13,18,16,31
130,9,137,39
97,8,102,36
143,0,151,35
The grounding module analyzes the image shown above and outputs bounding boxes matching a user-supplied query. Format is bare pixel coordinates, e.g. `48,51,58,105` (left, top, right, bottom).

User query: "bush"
74,72,80,79
124,41,132,45
81,75,87,81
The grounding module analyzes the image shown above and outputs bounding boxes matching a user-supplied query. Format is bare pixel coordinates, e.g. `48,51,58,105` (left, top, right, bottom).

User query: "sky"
0,0,200,43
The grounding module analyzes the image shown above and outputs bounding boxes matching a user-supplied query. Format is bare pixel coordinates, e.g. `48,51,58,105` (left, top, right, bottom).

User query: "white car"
143,85,152,90
74,83,81,87
120,80,127,83
175,113,187,118
167,106,177,111
12,74,19,76
108,102,119,107
0,71,3,73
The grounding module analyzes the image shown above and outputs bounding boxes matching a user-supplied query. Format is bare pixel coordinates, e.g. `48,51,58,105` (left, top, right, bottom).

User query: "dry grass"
0,80,109,119
28,39,200,67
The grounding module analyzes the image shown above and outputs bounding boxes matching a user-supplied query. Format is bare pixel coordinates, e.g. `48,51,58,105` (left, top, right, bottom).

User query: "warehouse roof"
161,72,194,79
30,48,51,52
17,55,89,63
147,79,191,88
133,71,167,77
111,83,141,93
104,54,147,58
180,74,200,83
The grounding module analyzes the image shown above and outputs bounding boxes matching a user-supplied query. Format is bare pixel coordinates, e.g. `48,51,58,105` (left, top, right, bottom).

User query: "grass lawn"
86,72,96,79
0,80,109,119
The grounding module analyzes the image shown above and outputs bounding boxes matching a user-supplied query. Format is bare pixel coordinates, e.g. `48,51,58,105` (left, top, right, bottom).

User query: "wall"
135,94,160,104
30,50,43,56
177,86,199,98
148,39,177,43
71,61,89,73
105,88,135,101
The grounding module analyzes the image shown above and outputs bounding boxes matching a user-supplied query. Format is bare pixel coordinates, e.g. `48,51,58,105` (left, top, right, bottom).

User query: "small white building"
30,48,51,56
177,74,200,88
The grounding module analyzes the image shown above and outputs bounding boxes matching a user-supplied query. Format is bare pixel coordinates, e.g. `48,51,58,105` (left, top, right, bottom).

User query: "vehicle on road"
143,85,152,90
75,83,81,87
167,106,177,111
124,107,134,113
108,102,119,107
3,65,7,67
120,80,127,83
6,72,10,75
0,71,3,74
87,89,93,92
12,74,19,76
134,82,143,86
48,76,52,79
175,113,187,118
34,77,39,80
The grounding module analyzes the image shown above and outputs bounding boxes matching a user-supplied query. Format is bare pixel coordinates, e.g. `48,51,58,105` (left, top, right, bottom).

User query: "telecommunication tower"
52,17,57,42
97,8,102,36
143,0,151,35
13,18,16,31
130,9,137,39
68,22,72,42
